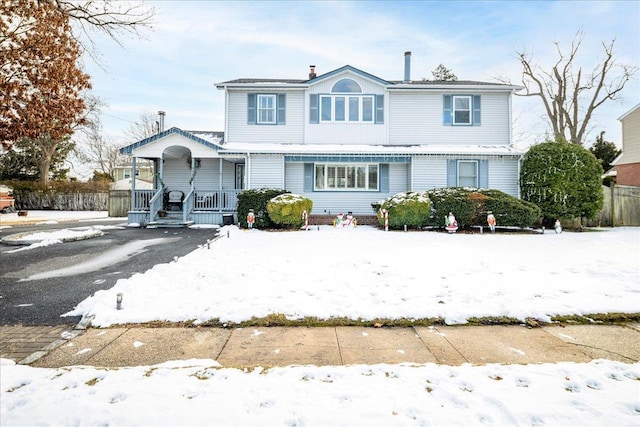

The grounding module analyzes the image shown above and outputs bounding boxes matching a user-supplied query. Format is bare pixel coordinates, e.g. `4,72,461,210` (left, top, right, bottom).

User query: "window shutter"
375,94,384,124
447,159,457,186
309,94,319,124
303,163,313,192
247,94,256,125
443,95,452,125
379,164,389,192
473,95,481,126
277,94,286,125
478,160,489,188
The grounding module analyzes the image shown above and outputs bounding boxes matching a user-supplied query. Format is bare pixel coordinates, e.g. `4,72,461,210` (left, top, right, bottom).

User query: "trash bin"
222,214,234,225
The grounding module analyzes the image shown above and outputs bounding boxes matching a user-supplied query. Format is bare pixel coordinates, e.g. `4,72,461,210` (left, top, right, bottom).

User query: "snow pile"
1,358,638,426
66,226,640,326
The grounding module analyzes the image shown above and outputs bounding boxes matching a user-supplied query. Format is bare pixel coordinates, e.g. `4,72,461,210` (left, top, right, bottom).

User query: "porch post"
219,159,223,191
131,157,137,209
159,156,164,189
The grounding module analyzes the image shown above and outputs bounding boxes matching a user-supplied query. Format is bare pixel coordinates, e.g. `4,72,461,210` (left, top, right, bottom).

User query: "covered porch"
120,128,245,226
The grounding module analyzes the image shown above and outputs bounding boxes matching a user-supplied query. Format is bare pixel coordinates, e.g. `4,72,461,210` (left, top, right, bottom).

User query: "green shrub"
266,194,313,229
427,187,477,228
521,140,604,223
427,187,541,229
237,188,289,229
376,191,431,229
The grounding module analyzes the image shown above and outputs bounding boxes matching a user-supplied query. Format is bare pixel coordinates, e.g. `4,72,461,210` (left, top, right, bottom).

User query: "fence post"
611,183,616,227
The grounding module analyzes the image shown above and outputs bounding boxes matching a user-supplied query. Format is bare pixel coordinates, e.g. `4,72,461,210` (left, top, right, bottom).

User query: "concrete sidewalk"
2,324,638,368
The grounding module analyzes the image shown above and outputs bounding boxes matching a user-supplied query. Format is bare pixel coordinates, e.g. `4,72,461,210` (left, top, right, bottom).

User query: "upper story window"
332,79,362,93
257,94,276,124
247,93,286,125
443,95,481,126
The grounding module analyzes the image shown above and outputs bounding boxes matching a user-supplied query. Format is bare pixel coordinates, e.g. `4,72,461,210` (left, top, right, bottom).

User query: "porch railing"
132,189,157,211
193,190,239,212
149,189,164,219
183,189,194,222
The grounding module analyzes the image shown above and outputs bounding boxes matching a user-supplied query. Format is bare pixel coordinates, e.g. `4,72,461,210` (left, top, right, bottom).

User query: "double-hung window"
314,163,378,191
443,94,481,126
311,78,383,124
457,160,478,187
257,94,276,124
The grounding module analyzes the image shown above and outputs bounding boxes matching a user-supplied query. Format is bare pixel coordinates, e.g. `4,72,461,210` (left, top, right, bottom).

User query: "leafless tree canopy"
508,31,637,145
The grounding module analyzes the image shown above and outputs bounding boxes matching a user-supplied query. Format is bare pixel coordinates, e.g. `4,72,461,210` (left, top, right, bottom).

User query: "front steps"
147,211,194,228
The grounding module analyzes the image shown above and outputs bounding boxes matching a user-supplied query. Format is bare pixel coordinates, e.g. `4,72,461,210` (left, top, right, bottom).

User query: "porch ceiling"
163,145,191,159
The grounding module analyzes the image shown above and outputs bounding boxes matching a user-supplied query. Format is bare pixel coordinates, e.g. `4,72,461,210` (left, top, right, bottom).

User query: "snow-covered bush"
428,188,540,229
520,140,603,225
377,191,431,229
237,188,289,229
267,194,313,229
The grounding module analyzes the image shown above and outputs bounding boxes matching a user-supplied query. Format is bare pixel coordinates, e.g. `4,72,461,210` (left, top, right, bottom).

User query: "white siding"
162,159,192,195
388,91,511,146
411,157,448,190
192,159,239,190
285,162,409,215
134,133,220,158
305,71,387,145
489,158,520,197
249,154,284,188
226,90,304,144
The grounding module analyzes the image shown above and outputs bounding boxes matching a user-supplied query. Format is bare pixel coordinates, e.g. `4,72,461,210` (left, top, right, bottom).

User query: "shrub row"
236,188,289,229
267,194,313,228
377,187,541,230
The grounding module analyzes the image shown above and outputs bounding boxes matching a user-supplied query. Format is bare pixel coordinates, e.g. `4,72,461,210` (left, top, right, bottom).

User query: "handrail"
183,189,194,223
149,188,164,220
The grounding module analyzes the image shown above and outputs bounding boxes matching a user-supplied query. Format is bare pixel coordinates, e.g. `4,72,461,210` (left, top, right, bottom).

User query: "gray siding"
489,158,519,197
226,91,304,144
285,162,409,215
411,157,448,191
249,154,284,188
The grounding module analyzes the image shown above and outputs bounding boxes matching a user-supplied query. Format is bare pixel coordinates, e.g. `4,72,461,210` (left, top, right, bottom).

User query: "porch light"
116,293,123,310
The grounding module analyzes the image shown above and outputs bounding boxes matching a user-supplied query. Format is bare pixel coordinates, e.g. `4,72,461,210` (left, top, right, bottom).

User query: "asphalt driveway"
0,222,220,326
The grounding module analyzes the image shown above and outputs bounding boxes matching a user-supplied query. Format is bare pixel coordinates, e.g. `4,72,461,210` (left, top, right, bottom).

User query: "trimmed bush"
376,191,431,229
521,140,604,223
266,193,313,229
428,187,541,229
237,188,289,229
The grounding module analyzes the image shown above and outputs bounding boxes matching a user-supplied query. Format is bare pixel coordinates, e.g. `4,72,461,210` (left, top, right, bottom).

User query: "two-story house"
120,52,524,226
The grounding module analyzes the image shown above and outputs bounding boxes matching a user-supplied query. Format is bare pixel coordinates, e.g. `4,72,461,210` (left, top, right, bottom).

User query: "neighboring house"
112,161,154,182
612,103,640,186
119,52,524,226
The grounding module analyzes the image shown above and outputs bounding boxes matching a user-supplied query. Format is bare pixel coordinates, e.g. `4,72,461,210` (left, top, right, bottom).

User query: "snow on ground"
2,358,639,426
67,226,640,326
0,210,112,229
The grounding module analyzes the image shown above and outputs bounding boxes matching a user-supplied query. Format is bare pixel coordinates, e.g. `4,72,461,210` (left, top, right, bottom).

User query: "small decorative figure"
445,212,458,233
554,219,562,234
302,209,309,230
487,211,496,234
334,212,344,228
247,209,255,230
380,209,389,231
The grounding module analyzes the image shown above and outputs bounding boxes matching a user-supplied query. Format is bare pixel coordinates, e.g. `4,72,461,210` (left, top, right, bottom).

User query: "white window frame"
314,163,379,191
453,95,472,125
457,160,478,187
257,94,276,124
319,95,374,123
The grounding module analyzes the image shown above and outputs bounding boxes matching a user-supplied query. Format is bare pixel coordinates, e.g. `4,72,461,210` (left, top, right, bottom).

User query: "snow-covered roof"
221,142,524,157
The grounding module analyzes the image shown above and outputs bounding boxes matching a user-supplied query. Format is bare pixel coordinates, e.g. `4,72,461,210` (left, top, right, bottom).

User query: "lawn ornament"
380,209,389,231
445,212,458,233
247,210,255,230
302,209,309,230
554,219,562,234
487,212,496,233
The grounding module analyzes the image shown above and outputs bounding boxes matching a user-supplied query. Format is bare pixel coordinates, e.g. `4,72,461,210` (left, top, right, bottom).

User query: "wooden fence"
15,191,108,211
109,190,131,217
587,184,640,227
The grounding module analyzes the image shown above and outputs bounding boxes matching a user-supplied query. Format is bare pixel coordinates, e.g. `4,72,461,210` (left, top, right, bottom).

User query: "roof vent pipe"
403,51,411,83
158,111,166,133
309,65,316,80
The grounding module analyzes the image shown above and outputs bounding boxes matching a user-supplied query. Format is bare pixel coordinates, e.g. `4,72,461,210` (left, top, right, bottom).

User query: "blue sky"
83,0,640,149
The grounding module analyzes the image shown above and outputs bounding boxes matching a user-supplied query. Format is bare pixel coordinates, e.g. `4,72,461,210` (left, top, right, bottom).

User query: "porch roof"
220,142,525,157
119,127,224,155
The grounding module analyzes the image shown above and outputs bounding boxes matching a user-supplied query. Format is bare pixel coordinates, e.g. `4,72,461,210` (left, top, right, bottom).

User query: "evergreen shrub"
520,140,603,223
428,187,540,229
376,191,431,229
266,193,313,228
237,188,289,229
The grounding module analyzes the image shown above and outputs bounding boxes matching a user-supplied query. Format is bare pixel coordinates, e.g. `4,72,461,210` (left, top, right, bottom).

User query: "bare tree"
508,31,637,145
53,0,156,63
124,111,162,144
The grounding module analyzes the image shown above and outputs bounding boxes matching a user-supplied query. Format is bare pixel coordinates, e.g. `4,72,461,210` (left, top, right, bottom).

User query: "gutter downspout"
246,153,251,189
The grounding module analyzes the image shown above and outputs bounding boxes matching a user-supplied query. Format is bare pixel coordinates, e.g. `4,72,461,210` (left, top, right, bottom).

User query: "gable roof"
307,64,390,86
119,127,224,155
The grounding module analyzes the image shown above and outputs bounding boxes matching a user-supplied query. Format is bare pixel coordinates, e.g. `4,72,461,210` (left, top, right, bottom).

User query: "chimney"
158,111,166,133
309,65,316,80
403,51,411,83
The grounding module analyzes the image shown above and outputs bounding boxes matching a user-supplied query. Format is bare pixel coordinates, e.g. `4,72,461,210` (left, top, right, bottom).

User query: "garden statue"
487,212,496,233
247,209,255,230
445,212,458,233
554,219,562,234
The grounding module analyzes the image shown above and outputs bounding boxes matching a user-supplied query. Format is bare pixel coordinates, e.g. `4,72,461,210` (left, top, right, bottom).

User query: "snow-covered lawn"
2,224,640,426
67,226,640,327
2,358,639,426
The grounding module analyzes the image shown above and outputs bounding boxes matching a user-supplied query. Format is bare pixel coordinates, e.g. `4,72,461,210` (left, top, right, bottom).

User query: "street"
0,221,219,326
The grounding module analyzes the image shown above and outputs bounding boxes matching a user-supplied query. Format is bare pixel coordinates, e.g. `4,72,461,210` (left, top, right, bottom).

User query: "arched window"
331,78,362,93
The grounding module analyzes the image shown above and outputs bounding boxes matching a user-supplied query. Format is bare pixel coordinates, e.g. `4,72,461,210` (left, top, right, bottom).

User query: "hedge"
376,191,431,229
237,188,289,229
267,194,313,229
